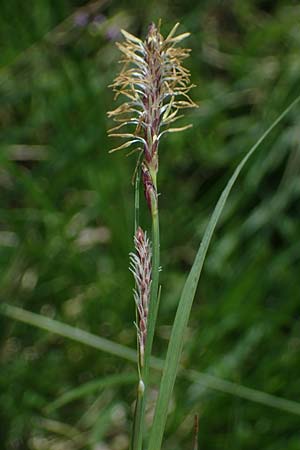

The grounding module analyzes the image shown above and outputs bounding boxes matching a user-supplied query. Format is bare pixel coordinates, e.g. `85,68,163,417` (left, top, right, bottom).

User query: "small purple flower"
74,11,89,28
105,26,121,41
93,14,106,25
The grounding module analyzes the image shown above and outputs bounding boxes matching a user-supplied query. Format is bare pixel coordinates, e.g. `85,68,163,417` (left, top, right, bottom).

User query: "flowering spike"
129,227,152,368
108,22,197,207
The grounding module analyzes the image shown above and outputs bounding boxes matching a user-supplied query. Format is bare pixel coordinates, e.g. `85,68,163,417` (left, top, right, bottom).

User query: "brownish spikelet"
107,22,197,165
129,227,152,367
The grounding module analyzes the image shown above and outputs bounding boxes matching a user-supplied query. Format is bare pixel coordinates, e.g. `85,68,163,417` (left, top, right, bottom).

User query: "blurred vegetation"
1,0,300,449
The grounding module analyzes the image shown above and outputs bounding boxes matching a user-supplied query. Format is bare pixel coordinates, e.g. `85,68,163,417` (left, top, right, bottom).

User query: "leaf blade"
148,95,300,450
2,302,300,416
46,373,136,413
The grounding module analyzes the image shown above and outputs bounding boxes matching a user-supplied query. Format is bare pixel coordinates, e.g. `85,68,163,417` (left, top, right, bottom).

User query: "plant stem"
131,380,145,450
134,164,140,232
146,200,160,364
131,168,143,450
131,175,160,450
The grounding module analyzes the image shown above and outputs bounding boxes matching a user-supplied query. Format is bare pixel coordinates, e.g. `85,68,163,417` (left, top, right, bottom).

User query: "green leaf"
148,95,300,450
2,302,300,416
0,303,137,362
45,372,136,413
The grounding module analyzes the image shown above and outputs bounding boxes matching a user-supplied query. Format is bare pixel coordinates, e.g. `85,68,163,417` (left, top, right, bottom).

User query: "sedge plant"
108,23,196,450
108,21,196,450
107,21,300,450
1,13,300,450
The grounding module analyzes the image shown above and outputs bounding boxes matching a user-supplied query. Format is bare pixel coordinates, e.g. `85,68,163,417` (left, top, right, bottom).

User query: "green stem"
132,177,161,450
146,203,160,364
131,168,143,450
131,380,145,450
134,166,140,232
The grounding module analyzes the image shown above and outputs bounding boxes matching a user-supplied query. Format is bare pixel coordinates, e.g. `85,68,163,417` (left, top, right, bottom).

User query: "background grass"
1,1,300,449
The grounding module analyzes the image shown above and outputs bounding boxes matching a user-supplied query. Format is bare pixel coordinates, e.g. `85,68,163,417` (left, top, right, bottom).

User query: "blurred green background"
1,0,300,449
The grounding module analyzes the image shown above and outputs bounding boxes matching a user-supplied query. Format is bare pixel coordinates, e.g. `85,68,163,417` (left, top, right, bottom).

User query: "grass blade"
0,303,137,363
148,94,300,450
2,302,300,416
186,369,300,417
45,373,136,413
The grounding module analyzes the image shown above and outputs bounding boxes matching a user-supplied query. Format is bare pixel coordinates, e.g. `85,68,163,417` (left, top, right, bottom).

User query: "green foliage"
148,96,300,450
1,1,300,449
